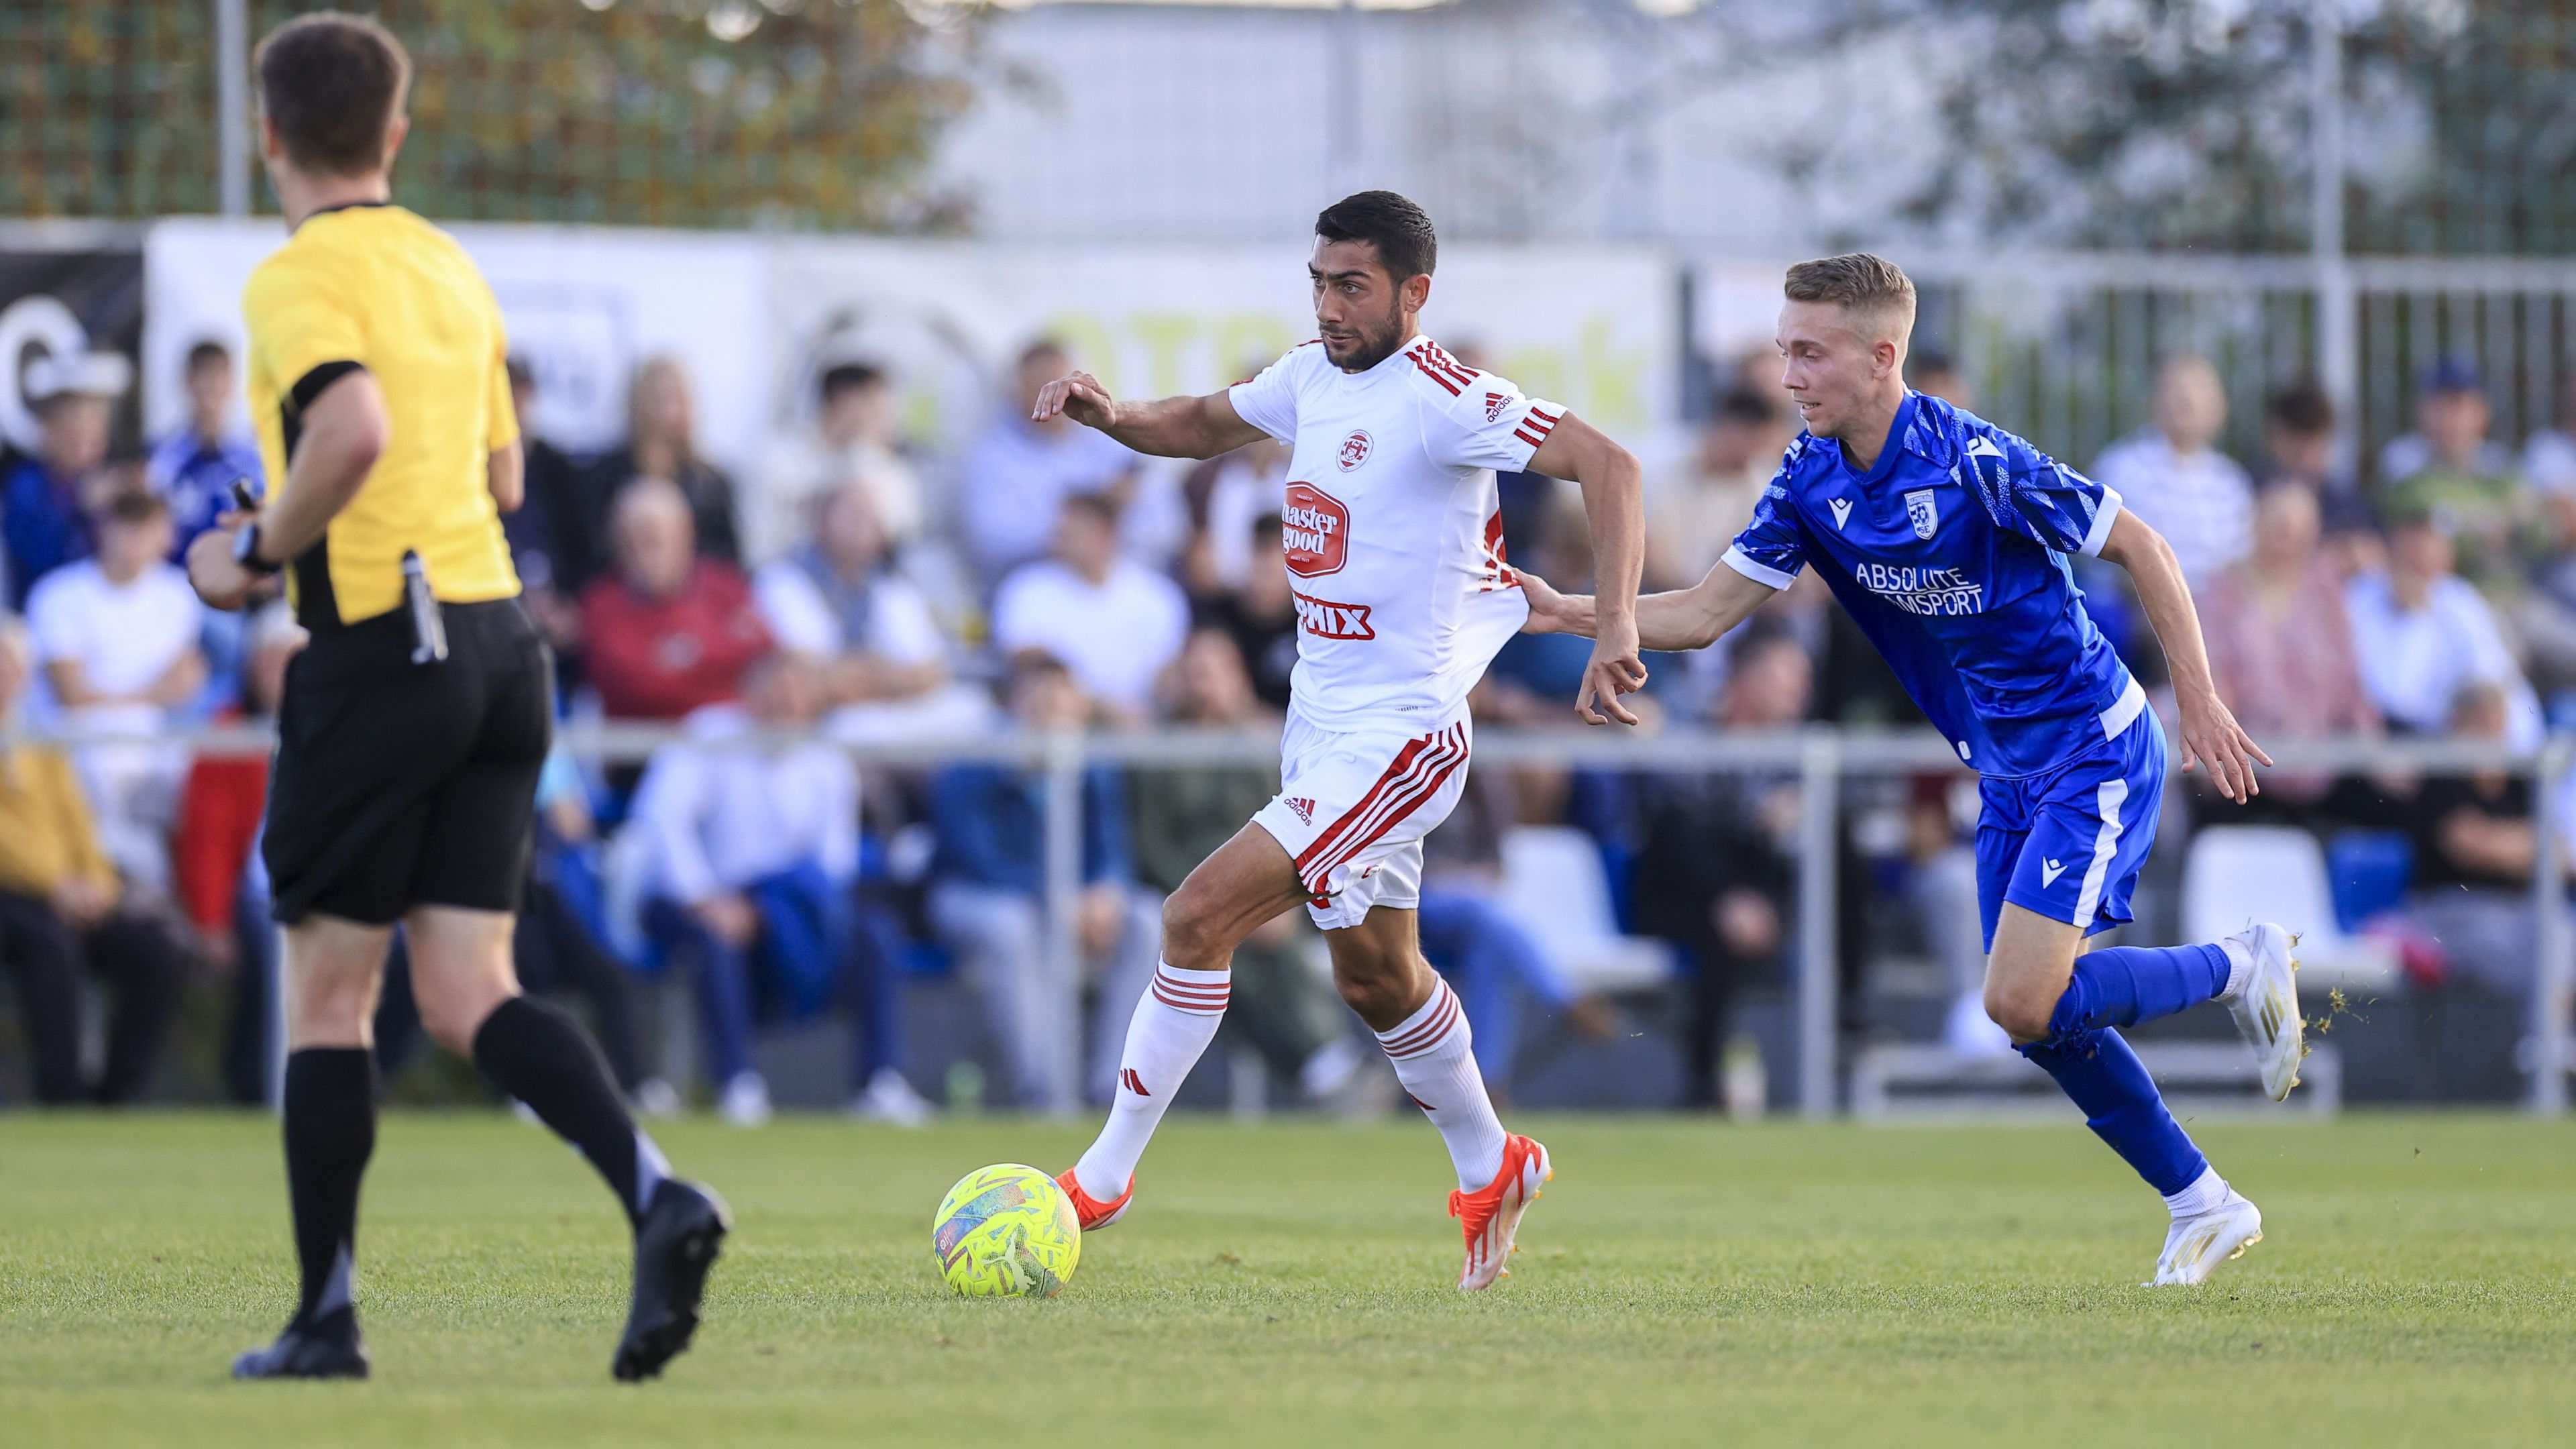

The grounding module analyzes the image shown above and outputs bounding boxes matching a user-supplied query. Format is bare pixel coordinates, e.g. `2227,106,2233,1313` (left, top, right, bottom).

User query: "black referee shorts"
264,598,552,926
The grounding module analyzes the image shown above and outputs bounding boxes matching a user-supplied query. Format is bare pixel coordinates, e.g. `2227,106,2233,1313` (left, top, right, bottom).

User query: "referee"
188,13,726,1383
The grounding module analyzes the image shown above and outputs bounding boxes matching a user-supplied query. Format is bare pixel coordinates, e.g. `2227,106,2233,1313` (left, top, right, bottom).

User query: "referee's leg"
231,914,395,1380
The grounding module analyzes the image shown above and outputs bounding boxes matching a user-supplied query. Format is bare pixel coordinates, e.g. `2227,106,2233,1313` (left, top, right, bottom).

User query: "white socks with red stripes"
1073,961,1230,1202
1376,979,1507,1191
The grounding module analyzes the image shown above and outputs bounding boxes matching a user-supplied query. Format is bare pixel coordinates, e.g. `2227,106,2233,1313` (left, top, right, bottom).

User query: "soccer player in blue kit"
1521,254,2306,1285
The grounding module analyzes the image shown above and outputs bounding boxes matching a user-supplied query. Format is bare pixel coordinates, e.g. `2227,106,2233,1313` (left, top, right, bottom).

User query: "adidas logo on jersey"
1285,797,1316,825
1485,391,1509,423
1829,497,1854,530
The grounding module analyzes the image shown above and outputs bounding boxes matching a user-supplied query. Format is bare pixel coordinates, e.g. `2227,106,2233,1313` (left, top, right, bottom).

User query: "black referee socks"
472,996,663,1228
282,1048,376,1327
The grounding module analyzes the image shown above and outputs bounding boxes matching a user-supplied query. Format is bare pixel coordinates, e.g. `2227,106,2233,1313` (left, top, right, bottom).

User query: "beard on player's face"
1320,299,1407,372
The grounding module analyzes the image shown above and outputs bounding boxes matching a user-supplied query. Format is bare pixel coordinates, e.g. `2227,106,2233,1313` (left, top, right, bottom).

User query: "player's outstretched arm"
1029,370,1267,461
1519,561,1774,655
2096,508,2273,803
1528,414,1647,725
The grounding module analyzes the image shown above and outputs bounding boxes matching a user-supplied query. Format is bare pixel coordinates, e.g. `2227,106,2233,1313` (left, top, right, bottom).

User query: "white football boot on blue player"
2217,922,2305,1102
2149,1183,2263,1286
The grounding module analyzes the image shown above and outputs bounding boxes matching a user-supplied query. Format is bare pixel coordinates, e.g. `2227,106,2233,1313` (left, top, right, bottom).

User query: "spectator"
2406,680,2550,1002
144,340,264,556
579,477,772,721
958,341,1138,588
751,479,954,719
1197,513,1299,711
2346,507,2541,747
1631,628,1807,1110
927,655,1157,1113
2196,480,2381,810
629,652,928,1127
1417,733,1605,1104
2252,381,2372,539
497,357,593,641
1123,629,1370,1108
1646,387,1778,592
3,350,131,609
1909,349,1974,411
2091,356,2253,588
2379,360,2535,590
1177,432,1289,600
991,493,1189,724
0,620,189,1104
2522,369,2576,495
27,486,206,896
174,602,302,1105
747,362,926,568
590,356,742,566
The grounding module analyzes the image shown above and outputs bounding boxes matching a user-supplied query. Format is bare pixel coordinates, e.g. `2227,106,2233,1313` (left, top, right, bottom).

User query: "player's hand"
1575,615,1647,727
2176,688,2272,804
186,526,257,612
1031,370,1118,431
1514,569,1570,635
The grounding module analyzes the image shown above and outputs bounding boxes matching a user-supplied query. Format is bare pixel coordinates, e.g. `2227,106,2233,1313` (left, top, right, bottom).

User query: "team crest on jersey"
1281,482,1350,576
1905,488,1939,539
1338,430,1373,472
1484,392,1509,423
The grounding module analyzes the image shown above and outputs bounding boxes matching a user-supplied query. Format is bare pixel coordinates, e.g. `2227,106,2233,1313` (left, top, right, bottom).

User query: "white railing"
9,722,2569,1116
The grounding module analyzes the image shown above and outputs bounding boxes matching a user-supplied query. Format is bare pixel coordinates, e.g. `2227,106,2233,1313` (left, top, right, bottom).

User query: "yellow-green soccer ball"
932,1164,1081,1299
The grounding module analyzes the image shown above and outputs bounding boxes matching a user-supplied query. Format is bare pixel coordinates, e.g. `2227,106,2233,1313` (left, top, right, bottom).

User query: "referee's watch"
233,521,282,576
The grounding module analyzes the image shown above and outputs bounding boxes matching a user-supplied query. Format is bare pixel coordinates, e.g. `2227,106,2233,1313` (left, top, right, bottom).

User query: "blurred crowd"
3,334,2572,1114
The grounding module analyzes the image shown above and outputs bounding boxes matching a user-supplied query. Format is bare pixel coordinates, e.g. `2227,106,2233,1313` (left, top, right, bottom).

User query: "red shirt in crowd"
174,707,268,934
578,559,773,720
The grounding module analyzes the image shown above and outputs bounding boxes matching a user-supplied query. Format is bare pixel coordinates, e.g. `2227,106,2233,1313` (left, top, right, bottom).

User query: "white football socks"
2163,1164,2229,1220
1377,979,1507,1191
1072,961,1229,1201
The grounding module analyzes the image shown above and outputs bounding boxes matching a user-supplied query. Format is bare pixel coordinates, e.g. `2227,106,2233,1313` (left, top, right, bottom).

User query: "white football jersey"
1228,335,1562,731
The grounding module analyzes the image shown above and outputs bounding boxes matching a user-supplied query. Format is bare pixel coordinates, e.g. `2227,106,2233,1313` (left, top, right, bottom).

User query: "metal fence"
15,720,2570,1119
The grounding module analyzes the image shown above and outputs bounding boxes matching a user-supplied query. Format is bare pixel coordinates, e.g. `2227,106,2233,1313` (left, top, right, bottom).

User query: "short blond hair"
1783,254,1917,343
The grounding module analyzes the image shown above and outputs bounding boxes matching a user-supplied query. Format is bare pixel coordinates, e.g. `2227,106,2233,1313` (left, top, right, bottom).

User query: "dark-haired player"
186,11,725,1381
1521,254,2306,1286
1031,191,1647,1290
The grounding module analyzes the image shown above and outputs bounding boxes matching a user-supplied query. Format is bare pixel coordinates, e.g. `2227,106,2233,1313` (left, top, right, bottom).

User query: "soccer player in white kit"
1031,192,1646,1289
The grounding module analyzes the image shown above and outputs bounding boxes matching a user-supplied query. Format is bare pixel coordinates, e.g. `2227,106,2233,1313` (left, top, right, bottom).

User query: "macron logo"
1966,435,2006,460
2040,858,2068,888
1829,497,1853,531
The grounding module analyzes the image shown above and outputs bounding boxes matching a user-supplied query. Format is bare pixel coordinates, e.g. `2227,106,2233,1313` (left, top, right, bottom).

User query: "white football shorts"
1250,707,1473,930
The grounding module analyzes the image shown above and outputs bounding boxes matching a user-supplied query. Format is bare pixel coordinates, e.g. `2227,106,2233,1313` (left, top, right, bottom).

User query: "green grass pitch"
2,1110,2569,1448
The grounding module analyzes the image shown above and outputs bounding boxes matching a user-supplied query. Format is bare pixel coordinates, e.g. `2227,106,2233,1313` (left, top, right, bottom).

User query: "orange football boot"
1056,1167,1133,1230
1449,1134,1551,1291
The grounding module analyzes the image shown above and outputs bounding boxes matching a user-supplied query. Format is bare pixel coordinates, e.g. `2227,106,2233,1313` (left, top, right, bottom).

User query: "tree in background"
1897,0,2576,256
1,0,989,232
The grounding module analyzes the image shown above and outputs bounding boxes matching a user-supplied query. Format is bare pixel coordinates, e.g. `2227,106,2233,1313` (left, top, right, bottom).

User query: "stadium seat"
2181,825,2398,991
1493,825,1673,994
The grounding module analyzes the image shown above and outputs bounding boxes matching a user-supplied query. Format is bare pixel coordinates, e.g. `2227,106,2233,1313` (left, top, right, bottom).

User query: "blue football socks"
2018,1027,2207,1195
2046,943,2232,1038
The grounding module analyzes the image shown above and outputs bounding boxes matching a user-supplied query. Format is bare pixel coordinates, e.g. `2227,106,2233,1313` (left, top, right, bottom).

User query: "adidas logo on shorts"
1285,796,1315,824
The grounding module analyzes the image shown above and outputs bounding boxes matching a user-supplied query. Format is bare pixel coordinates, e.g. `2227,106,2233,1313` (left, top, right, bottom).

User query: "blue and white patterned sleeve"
1964,423,2122,557
1721,455,1809,589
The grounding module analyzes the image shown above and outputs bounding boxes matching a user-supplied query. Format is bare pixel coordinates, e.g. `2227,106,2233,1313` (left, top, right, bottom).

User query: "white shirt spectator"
2523,427,2576,496
958,413,1137,584
27,558,202,721
2345,570,2543,747
2090,431,2253,587
627,702,859,905
752,557,946,665
745,434,925,567
991,557,1189,714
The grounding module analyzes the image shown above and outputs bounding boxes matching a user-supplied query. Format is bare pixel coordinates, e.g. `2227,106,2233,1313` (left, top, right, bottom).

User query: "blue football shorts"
1973,711,2169,953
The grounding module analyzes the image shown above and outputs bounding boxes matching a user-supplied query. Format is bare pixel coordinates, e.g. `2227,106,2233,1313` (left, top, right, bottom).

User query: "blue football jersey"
1723,392,2143,778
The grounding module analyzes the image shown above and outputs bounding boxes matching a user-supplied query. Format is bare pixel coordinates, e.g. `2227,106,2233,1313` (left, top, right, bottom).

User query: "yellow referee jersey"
242,202,520,628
